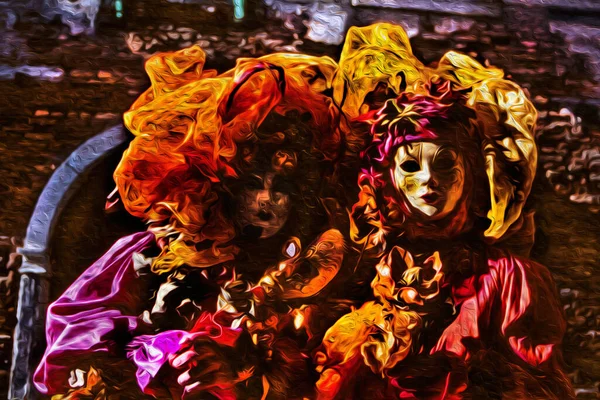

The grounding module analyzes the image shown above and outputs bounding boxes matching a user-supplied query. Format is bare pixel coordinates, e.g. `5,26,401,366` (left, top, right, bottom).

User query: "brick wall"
0,0,598,396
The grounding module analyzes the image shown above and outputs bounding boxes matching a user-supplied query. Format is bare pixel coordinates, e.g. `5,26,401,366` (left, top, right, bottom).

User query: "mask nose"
256,191,274,220
416,164,438,188
257,190,272,209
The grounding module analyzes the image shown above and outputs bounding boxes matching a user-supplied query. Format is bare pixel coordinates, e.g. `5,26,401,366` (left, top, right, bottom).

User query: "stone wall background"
0,0,599,397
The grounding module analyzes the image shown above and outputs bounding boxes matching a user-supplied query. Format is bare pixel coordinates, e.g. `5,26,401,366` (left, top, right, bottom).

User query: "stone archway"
9,125,129,400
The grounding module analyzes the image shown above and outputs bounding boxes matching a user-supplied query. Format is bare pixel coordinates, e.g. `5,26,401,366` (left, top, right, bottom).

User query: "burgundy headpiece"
356,82,472,166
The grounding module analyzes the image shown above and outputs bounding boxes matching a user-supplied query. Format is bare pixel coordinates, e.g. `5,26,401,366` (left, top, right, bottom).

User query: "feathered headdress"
337,23,537,241
115,46,343,273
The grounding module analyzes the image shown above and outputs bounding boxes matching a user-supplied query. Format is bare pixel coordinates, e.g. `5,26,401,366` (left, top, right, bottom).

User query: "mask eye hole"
245,175,263,190
433,148,459,172
400,160,420,173
433,156,455,171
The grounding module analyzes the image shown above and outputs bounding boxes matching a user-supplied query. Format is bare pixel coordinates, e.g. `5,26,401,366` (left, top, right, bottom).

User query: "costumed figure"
313,24,574,400
34,45,349,400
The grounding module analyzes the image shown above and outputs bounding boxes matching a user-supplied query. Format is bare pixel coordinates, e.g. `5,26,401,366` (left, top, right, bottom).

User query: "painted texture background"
0,0,598,397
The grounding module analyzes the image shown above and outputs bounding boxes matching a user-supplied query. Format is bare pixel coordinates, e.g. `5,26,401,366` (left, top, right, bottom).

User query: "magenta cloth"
128,330,189,393
34,231,156,394
127,312,243,394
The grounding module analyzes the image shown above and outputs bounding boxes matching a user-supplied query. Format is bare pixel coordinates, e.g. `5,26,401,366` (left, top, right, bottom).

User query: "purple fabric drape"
34,231,156,395
34,231,244,398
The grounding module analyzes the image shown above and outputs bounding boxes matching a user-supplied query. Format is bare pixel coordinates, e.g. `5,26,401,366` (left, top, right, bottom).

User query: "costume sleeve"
433,251,566,368
33,231,156,395
490,253,566,369
430,251,573,398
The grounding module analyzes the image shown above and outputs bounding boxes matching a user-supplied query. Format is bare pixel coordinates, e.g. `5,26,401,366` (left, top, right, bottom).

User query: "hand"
169,339,237,399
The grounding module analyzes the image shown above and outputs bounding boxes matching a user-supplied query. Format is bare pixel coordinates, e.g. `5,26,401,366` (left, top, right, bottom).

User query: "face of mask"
235,170,294,239
393,142,465,220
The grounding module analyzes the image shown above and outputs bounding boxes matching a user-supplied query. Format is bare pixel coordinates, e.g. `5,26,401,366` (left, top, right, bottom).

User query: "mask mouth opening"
241,224,264,240
257,210,273,221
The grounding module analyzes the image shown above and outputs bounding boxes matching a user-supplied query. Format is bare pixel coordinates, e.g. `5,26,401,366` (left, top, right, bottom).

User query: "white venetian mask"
392,142,465,220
